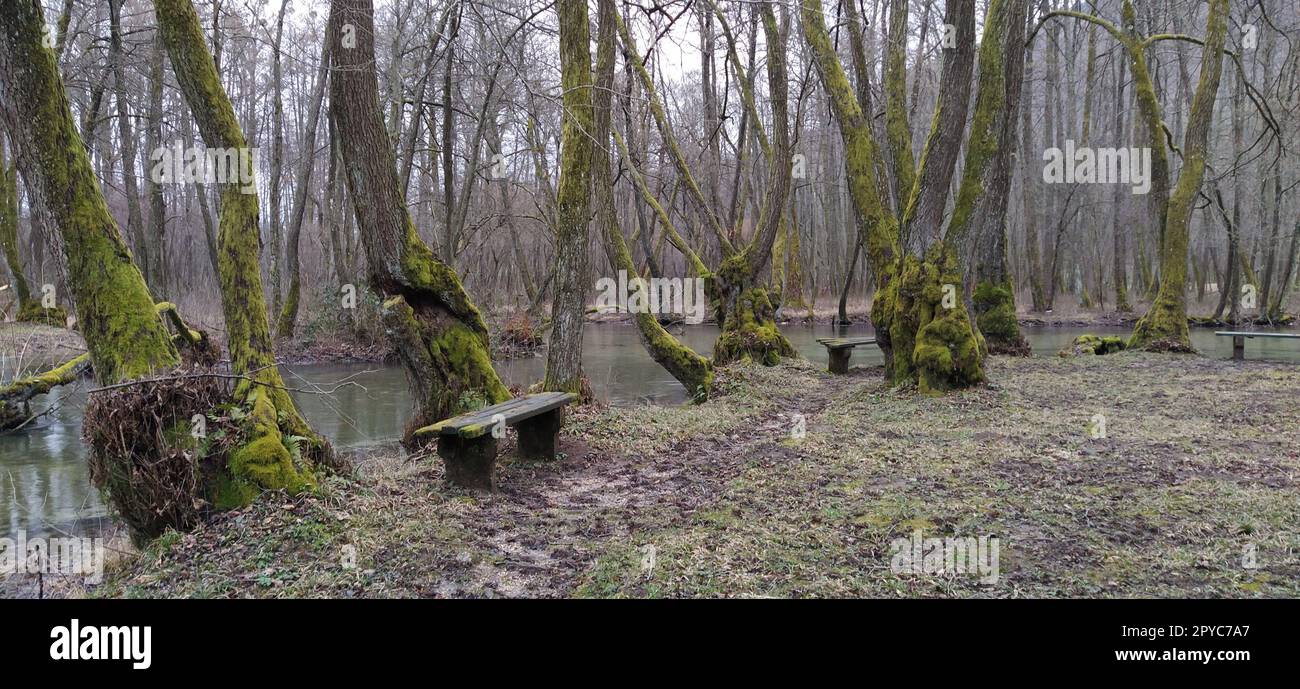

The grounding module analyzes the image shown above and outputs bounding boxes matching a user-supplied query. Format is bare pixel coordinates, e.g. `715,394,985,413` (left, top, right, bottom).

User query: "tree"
616,1,796,372
0,133,33,316
1035,0,1230,350
0,0,179,385
542,0,596,395
801,0,1008,393
966,0,1031,355
275,32,332,338
327,0,509,439
155,0,328,502
109,0,151,289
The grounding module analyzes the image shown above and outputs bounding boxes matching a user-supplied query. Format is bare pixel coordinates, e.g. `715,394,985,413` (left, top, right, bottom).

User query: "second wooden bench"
1214,331,1300,361
816,336,878,374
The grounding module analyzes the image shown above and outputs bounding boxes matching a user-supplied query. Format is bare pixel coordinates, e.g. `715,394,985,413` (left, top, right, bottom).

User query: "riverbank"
0,322,86,374
47,352,1298,598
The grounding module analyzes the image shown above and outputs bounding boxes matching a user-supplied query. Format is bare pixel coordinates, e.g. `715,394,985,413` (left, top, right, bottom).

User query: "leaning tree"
327,0,510,440
0,0,331,537
588,0,794,402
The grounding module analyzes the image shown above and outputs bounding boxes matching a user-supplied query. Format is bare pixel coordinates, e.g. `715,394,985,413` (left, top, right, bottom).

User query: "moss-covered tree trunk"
0,135,32,313
804,0,1011,393
327,0,509,439
0,0,179,384
543,0,596,395
0,352,90,430
155,0,326,502
592,0,711,399
620,3,797,369
711,5,795,367
1126,0,1228,349
965,0,1031,356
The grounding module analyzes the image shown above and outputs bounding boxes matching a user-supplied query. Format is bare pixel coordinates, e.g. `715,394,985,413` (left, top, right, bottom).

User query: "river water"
2,323,1296,537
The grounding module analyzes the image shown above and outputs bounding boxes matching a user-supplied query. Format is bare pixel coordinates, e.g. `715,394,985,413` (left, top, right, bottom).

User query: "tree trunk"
1128,0,1228,349
542,0,596,395
592,0,711,399
276,34,332,339
1112,54,1132,312
156,0,327,503
0,0,179,384
109,0,150,289
327,0,509,440
1020,38,1046,312
267,0,288,318
804,0,996,393
145,30,168,298
968,0,1030,356
0,134,33,312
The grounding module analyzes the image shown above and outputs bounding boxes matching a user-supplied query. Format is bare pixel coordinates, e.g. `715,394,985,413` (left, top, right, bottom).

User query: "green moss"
713,288,797,367
973,280,1030,356
382,294,510,435
886,244,986,394
219,388,316,507
1061,333,1128,357
946,0,1010,242
275,277,300,338
0,0,181,385
16,301,68,327
884,0,916,203
0,149,31,307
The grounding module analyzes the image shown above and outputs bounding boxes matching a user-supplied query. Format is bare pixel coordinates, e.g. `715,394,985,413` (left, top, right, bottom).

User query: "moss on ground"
77,354,1300,599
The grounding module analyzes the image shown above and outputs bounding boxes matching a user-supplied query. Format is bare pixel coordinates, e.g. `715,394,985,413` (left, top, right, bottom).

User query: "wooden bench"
414,392,576,491
1215,331,1300,361
816,336,878,374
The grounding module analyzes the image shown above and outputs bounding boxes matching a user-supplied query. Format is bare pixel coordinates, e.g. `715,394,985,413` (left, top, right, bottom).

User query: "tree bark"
542,0,596,395
0,0,179,385
155,0,328,502
109,0,150,289
1128,0,1228,349
967,0,1031,356
327,0,509,440
276,34,332,338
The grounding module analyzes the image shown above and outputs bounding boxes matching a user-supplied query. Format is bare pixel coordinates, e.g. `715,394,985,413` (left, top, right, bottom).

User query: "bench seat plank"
817,337,877,350
420,392,577,439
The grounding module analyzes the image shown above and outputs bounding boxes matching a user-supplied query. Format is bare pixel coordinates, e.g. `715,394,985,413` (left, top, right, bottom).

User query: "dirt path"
459,363,865,595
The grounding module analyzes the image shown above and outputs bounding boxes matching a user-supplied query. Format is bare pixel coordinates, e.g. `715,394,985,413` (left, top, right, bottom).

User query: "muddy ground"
51,351,1297,599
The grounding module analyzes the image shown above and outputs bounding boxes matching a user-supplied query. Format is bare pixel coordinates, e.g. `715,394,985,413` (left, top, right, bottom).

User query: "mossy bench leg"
827,347,851,374
438,435,498,491
1232,336,1245,361
516,408,563,461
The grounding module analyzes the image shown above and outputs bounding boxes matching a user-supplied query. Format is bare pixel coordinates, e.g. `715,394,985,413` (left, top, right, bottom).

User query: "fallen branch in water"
0,352,92,431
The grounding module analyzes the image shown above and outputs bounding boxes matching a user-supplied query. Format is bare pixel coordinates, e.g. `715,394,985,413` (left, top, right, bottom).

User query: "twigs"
87,363,372,396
